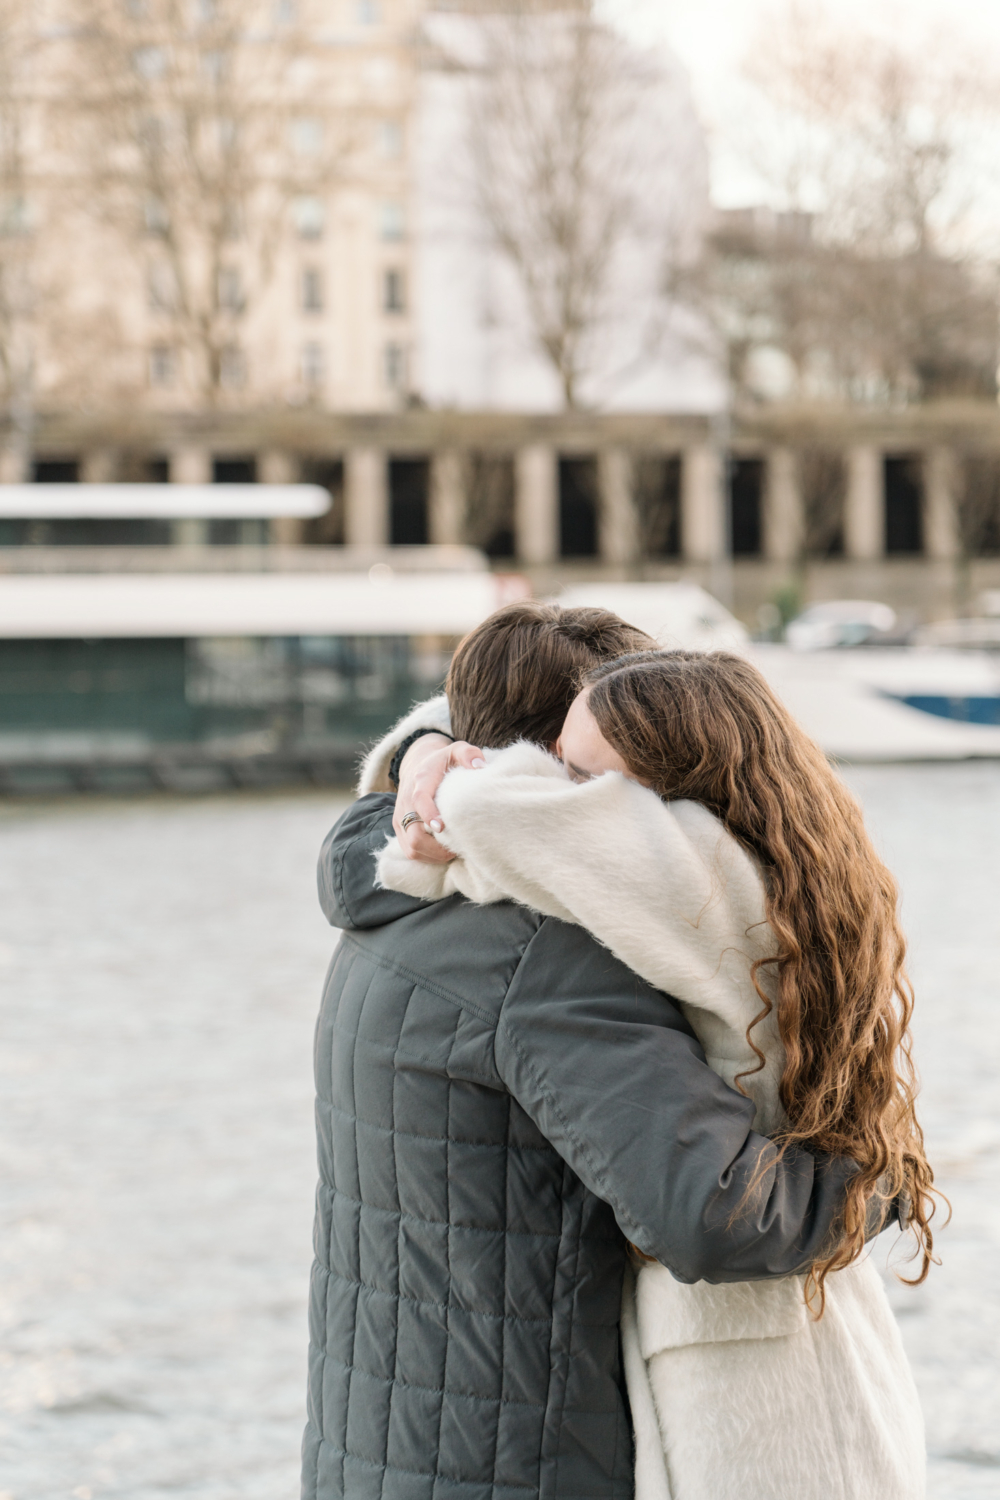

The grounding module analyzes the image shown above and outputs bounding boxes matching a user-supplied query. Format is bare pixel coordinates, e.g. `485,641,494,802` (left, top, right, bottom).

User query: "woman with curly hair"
382,647,937,1500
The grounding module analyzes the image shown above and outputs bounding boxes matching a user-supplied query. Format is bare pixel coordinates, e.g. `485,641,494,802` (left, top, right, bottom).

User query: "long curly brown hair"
583,649,941,1308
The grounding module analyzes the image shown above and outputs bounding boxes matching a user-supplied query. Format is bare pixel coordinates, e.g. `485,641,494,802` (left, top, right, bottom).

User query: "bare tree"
702,4,1000,404
957,455,1000,558
633,454,681,562
461,3,704,409
464,453,515,555
799,449,845,558
947,451,1000,609
82,0,354,406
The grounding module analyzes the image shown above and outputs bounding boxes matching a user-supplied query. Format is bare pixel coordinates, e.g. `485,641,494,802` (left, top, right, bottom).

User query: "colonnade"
336,442,732,561
311,441,963,564
9,431,972,564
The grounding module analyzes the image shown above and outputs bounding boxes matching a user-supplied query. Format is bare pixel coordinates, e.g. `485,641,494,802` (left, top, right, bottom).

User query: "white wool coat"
362,706,926,1500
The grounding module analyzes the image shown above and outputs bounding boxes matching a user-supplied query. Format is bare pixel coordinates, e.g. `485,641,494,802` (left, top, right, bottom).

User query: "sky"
605,0,1000,209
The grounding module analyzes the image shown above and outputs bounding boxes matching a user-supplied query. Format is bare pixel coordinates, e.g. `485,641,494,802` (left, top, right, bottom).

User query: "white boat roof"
0,484,330,518
555,582,749,652
0,571,503,638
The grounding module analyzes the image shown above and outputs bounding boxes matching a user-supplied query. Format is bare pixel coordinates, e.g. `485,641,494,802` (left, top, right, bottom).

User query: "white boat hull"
753,645,1000,761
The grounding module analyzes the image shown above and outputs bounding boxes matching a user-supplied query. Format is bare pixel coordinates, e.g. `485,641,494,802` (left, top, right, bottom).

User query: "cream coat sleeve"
356,693,452,796
375,739,785,1130
421,742,775,1023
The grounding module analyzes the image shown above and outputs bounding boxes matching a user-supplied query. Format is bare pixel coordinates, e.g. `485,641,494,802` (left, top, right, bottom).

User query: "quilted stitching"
304,930,632,1500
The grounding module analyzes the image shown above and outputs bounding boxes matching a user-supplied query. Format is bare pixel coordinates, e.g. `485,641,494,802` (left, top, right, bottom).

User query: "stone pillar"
169,445,211,545
258,449,298,486
514,443,558,565
844,445,883,560
430,450,466,545
270,515,305,546
259,449,304,545
344,446,389,547
923,446,961,561
169,445,212,486
598,447,637,566
0,445,29,482
681,445,725,563
81,449,117,484
763,447,803,562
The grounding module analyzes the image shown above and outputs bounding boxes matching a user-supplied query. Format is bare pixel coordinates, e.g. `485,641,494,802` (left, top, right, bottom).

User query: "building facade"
0,3,997,633
5,401,1000,621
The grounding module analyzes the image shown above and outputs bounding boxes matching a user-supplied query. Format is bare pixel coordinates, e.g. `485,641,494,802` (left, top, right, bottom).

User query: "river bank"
0,769,997,1498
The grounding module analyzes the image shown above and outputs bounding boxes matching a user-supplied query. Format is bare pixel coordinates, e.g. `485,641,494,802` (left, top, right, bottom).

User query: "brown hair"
583,649,940,1309
446,600,653,748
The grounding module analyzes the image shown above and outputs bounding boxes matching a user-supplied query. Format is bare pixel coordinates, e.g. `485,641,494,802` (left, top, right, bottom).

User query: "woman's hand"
392,735,486,863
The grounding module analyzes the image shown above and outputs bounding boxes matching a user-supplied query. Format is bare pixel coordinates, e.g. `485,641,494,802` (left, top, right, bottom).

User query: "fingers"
392,737,488,862
402,821,455,864
396,741,457,830
448,741,486,770
391,797,455,863
398,755,448,831
412,783,445,832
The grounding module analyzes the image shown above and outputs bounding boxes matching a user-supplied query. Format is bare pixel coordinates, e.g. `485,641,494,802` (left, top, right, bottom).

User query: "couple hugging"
303,600,937,1500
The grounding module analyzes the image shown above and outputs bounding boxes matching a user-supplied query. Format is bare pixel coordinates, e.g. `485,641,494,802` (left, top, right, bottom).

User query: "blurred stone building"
0,0,996,628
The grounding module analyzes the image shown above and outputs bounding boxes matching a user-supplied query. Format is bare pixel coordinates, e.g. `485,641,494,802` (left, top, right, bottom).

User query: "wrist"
389,728,454,790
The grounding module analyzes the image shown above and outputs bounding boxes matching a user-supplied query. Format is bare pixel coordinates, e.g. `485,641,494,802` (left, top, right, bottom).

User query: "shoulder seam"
338,929,537,1025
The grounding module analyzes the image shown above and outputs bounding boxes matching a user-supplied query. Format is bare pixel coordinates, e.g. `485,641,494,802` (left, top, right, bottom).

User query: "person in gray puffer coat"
302,604,886,1500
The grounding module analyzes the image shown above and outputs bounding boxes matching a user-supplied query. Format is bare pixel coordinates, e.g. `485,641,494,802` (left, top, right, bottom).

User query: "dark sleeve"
494,918,865,1285
317,794,434,931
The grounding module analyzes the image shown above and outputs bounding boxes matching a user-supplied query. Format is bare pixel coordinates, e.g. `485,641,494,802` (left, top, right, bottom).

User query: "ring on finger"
400,810,423,833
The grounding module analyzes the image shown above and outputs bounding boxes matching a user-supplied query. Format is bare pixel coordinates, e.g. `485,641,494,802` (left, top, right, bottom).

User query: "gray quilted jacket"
303,795,859,1500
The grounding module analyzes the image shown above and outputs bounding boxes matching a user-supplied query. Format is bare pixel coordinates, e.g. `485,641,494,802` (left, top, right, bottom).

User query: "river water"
0,765,997,1500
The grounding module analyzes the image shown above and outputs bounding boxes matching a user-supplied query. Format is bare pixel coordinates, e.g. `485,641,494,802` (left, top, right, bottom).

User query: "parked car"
786,600,897,651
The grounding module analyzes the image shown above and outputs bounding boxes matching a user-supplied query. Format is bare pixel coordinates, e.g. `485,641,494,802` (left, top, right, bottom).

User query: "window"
139,113,165,150
274,0,296,20
558,459,598,559
132,46,167,80
219,345,246,389
149,345,175,387
33,460,79,483
634,455,681,558
383,268,405,314
357,0,380,23
195,0,217,20
885,456,924,555
211,115,237,151
293,195,324,239
729,458,764,556
384,342,407,390
301,267,323,313
213,457,256,483
389,460,429,545
148,262,175,311
202,50,226,84
379,201,404,242
144,196,169,235
301,342,324,388
221,202,243,241
0,195,29,236
379,119,402,159
290,116,323,156
217,265,244,312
